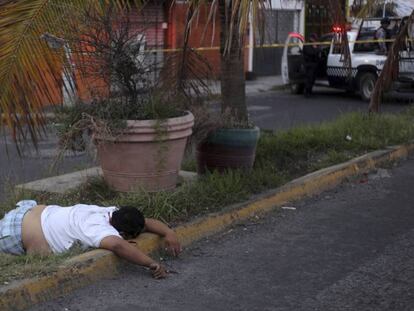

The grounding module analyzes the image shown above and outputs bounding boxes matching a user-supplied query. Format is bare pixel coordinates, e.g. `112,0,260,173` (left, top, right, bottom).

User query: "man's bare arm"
143,218,173,236
100,235,167,278
144,219,182,256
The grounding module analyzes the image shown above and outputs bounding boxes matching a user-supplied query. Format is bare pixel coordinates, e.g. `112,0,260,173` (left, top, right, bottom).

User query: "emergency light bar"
332,25,343,33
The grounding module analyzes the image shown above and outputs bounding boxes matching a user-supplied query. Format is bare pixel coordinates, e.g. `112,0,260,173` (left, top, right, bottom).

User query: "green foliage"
181,156,197,172
256,112,414,176
54,96,184,149
0,244,85,284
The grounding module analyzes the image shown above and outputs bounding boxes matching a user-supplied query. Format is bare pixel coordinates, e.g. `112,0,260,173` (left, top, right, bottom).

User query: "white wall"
269,0,305,10
269,0,305,34
247,0,305,74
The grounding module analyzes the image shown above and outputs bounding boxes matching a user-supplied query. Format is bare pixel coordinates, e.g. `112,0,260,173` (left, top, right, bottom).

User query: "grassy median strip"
0,246,85,285
2,110,414,284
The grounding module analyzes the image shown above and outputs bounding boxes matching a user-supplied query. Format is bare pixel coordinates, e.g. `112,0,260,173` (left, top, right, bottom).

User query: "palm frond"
159,1,213,102
0,0,143,148
355,0,381,18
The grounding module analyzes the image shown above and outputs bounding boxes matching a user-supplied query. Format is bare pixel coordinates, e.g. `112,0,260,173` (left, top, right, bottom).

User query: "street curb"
1,143,413,311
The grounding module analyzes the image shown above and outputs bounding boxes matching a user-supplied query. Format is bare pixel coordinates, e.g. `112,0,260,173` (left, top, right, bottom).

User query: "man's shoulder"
76,206,116,223
72,204,117,212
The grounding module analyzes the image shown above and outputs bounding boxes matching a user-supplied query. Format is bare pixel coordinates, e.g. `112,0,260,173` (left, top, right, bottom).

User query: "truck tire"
290,83,305,95
358,72,377,102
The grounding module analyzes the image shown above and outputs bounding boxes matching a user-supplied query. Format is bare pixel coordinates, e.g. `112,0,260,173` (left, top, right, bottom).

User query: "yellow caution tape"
143,38,414,53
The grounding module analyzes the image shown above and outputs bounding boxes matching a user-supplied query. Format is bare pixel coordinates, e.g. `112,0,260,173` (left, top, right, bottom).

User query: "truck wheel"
358,72,377,102
290,83,305,94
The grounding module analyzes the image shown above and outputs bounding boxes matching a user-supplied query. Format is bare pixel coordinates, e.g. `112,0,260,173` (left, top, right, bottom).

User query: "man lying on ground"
0,200,182,279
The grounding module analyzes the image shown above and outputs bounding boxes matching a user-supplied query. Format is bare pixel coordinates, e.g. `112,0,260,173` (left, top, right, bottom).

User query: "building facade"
305,0,347,37
250,0,306,76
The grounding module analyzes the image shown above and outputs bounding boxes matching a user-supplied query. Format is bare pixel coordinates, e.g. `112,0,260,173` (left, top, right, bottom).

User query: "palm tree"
216,0,258,124
218,0,248,123
188,0,268,125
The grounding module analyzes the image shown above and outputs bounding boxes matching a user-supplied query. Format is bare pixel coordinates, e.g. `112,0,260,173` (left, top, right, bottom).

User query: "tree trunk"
219,0,248,124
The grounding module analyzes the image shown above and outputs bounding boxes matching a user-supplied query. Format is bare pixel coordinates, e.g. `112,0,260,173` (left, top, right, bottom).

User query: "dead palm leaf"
0,0,141,150
369,10,414,112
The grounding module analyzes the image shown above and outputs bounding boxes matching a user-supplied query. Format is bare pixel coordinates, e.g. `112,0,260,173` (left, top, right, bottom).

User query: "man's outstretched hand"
149,263,167,279
164,231,182,257
144,219,183,257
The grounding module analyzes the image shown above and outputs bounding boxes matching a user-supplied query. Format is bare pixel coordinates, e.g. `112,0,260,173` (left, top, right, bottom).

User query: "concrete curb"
15,169,198,194
1,143,413,311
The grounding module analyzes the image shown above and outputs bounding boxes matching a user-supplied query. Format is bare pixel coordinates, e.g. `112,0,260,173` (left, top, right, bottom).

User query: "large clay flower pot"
94,111,194,192
196,126,260,174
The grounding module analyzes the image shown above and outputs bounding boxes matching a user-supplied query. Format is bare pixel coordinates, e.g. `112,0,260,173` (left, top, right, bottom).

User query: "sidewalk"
245,75,284,94
207,75,285,95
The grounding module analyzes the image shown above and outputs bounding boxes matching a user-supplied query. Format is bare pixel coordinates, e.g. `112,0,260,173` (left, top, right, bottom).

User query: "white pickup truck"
282,18,414,101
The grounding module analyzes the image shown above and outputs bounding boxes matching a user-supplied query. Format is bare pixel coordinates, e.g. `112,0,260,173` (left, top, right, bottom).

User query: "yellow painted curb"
1,143,413,311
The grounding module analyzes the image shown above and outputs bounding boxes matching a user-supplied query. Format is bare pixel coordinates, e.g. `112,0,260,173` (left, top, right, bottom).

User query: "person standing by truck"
303,33,321,97
376,17,391,54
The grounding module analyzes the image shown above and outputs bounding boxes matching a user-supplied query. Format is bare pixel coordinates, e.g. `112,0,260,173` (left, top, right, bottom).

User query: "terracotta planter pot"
94,111,194,192
196,126,260,174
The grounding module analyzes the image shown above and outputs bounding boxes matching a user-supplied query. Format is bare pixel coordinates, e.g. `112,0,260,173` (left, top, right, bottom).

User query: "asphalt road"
29,157,414,311
0,87,409,203
0,131,95,203
247,88,409,131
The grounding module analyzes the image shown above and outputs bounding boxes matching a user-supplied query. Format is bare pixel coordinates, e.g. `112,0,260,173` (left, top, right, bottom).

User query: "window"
354,32,377,53
287,37,303,55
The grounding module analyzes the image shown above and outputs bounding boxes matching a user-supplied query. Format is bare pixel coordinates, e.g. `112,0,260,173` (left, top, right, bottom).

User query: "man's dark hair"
111,206,145,239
